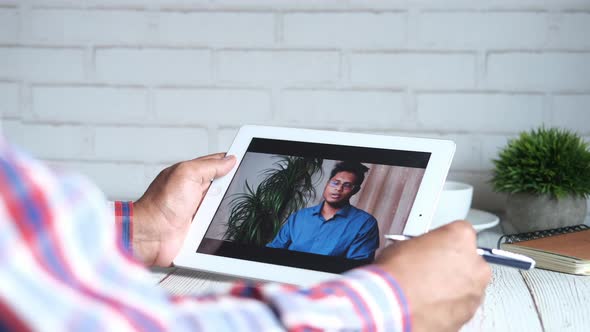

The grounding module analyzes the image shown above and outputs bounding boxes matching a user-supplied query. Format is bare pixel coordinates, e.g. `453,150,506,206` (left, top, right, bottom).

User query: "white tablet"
175,125,455,285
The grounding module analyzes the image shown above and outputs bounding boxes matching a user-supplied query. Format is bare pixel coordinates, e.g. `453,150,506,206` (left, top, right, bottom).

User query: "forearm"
226,266,410,331
12,200,409,331
107,203,408,330
80,265,410,331
1,138,411,331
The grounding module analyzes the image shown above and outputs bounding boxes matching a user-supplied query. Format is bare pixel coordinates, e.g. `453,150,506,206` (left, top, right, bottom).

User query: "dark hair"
329,161,369,189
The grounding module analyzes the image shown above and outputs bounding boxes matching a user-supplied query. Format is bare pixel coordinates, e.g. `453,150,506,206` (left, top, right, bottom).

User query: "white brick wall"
0,47,85,82
278,89,406,127
3,121,93,159
158,12,274,46
417,11,548,49
0,8,18,43
154,88,271,125
1,1,589,218
283,12,406,48
94,126,209,162
0,82,19,117
487,52,590,90
48,160,148,200
349,53,476,88
95,48,211,84
549,13,590,48
416,93,545,132
30,9,152,44
552,95,590,133
218,51,340,84
32,86,148,123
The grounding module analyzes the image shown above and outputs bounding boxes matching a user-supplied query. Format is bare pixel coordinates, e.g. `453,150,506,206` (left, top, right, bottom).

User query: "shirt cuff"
112,201,134,254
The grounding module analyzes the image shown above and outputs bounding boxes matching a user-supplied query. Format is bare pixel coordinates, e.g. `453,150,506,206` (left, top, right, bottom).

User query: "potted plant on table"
491,127,590,232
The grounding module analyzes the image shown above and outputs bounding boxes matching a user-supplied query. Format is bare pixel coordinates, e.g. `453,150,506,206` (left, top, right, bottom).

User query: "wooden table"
152,220,590,332
462,221,590,332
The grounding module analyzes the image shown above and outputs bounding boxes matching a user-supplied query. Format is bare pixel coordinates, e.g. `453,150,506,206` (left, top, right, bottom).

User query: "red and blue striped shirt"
0,138,411,332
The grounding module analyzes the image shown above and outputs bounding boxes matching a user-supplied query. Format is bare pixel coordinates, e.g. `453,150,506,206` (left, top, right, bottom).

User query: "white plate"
467,208,500,232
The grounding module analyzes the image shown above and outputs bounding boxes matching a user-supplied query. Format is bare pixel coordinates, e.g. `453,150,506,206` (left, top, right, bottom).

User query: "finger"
193,152,227,161
187,155,237,184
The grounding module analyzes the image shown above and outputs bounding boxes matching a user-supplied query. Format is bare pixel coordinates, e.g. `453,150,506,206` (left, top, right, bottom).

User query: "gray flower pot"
506,193,588,233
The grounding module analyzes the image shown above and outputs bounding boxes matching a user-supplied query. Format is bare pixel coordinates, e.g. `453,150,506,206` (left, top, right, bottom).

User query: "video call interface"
197,138,431,273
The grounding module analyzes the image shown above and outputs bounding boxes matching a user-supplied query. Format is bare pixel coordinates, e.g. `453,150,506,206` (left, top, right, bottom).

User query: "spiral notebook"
498,224,590,275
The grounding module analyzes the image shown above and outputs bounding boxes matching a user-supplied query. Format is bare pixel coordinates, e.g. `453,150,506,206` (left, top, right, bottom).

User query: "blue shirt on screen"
266,202,380,261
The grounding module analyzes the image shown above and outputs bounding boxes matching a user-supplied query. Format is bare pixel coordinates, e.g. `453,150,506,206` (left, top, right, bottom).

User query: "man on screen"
267,161,380,261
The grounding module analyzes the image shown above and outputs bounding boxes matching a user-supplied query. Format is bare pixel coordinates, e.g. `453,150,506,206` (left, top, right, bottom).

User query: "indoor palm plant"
491,127,590,232
223,156,324,246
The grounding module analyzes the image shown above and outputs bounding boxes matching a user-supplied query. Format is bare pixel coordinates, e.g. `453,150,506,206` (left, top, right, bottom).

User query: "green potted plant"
223,156,324,246
491,127,590,232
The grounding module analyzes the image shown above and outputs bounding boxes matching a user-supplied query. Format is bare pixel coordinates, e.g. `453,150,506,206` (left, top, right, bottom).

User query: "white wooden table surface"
152,219,590,332
461,220,590,332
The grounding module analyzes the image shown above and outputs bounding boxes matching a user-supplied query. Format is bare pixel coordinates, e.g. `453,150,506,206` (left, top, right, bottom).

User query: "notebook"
498,224,590,275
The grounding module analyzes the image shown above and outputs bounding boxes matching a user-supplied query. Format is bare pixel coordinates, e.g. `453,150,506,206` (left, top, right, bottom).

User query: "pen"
384,234,536,270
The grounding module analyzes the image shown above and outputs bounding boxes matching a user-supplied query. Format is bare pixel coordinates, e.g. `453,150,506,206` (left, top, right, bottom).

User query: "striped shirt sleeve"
0,138,409,332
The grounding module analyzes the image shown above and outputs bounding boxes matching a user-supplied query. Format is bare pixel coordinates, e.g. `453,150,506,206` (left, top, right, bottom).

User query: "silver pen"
384,234,536,270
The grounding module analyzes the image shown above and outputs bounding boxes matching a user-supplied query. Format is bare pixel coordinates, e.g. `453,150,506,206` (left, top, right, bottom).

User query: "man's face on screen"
323,171,358,207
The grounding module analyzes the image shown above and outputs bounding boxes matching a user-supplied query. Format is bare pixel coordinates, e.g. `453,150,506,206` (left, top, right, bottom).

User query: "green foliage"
223,156,324,246
491,127,590,198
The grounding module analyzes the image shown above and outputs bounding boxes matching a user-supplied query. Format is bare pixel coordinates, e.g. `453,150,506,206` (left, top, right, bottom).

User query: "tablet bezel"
175,125,455,285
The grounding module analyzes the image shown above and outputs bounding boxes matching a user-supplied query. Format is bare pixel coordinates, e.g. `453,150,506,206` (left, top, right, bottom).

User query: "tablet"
175,125,455,285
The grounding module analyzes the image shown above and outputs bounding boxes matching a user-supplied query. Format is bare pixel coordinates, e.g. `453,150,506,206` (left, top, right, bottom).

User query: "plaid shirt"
0,138,410,332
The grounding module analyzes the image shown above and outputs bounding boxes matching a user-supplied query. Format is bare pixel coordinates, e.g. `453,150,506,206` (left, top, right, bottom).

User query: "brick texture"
95,48,211,84
283,12,406,48
487,52,590,90
93,126,208,163
30,9,151,44
0,8,19,43
32,86,148,123
48,160,148,201
3,121,93,160
154,88,271,125
417,93,545,132
418,11,547,48
218,50,340,84
0,1,588,215
350,53,476,88
0,82,19,117
0,48,85,82
551,95,590,134
549,13,590,48
278,89,405,127
158,12,274,46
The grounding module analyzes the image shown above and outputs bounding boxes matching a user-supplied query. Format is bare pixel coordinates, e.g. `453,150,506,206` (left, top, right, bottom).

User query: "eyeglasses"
328,180,357,191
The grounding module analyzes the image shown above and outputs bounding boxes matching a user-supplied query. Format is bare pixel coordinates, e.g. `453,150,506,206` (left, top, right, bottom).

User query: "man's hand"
376,221,491,332
133,153,236,267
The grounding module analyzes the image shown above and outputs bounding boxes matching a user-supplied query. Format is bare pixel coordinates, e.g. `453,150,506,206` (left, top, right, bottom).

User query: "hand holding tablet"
129,125,489,331
133,153,237,266
174,125,457,285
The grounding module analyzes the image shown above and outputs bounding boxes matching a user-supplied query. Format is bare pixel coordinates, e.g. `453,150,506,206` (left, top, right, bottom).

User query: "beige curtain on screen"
350,165,426,255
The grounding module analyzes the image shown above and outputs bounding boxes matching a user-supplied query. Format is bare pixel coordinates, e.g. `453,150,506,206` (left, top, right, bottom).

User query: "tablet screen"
197,138,431,273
